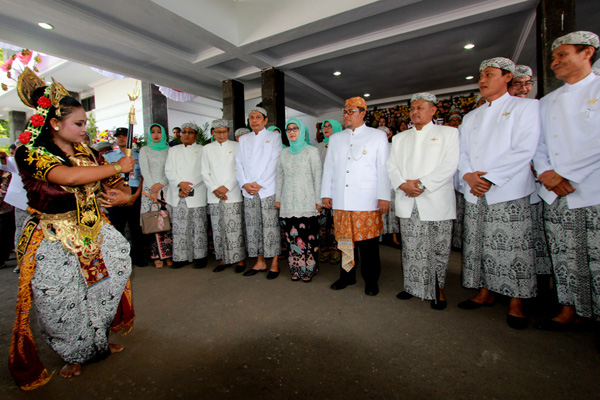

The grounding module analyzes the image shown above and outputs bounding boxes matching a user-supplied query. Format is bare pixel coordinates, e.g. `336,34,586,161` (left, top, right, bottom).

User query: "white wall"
167,96,222,139
90,77,144,135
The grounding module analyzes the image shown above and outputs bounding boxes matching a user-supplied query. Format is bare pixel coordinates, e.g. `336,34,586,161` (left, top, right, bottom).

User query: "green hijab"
322,119,343,143
146,123,169,151
267,126,286,148
285,118,308,155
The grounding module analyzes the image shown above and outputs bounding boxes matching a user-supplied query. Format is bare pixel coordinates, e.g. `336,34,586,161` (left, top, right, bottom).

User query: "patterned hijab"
146,123,169,151
285,118,308,155
322,119,343,144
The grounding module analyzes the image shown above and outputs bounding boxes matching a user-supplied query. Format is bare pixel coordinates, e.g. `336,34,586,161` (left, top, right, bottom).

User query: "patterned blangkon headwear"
514,65,533,79
552,31,599,51
479,57,515,74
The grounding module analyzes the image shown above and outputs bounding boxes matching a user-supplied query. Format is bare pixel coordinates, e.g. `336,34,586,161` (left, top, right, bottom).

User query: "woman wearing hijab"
139,123,173,268
275,118,322,282
316,119,343,264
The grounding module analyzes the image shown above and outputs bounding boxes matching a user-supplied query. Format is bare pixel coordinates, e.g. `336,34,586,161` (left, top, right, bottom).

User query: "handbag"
141,201,171,234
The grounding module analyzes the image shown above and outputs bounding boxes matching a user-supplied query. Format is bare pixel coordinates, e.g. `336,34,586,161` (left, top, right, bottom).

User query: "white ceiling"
0,0,598,117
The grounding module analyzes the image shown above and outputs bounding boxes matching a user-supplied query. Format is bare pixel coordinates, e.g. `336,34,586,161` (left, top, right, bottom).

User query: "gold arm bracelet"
112,163,122,174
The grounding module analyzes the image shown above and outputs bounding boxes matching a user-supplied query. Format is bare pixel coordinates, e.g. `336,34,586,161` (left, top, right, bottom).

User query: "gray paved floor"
0,245,598,399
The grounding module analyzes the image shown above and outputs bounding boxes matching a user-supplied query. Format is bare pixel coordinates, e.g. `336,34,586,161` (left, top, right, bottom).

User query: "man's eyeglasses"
512,81,534,89
342,109,360,116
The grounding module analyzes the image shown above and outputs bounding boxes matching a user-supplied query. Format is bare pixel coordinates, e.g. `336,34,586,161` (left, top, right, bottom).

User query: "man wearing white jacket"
201,119,246,273
386,93,459,310
458,57,540,330
532,31,600,332
165,122,209,269
235,107,282,279
321,96,391,296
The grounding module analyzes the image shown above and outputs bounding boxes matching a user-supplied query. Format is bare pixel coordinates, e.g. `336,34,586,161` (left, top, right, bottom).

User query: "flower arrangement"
1,49,43,92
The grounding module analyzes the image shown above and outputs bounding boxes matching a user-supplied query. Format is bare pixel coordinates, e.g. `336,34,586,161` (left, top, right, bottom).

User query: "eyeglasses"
322,124,333,129
512,81,534,89
286,127,299,132
342,109,359,116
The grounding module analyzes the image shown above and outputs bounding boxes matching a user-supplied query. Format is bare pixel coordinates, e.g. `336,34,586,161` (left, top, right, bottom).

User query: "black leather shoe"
534,319,573,331
431,300,447,310
365,284,379,296
396,291,414,300
213,264,228,272
266,270,280,280
171,261,186,269
457,299,494,310
243,268,266,277
507,314,529,330
330,278,356,290
194,258,208,269
234,265,246,273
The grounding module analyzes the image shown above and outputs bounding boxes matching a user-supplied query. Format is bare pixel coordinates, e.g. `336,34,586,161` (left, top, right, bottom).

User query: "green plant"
87,113,98,140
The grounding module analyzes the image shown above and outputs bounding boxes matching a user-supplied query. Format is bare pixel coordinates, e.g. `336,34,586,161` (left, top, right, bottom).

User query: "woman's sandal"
291,276,300,282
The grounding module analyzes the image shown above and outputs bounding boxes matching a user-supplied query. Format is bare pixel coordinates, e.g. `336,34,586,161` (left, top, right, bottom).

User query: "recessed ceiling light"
38,22,54,30
363,93,370,97
333,71,341,76
464,43,475,49
465,76,474,80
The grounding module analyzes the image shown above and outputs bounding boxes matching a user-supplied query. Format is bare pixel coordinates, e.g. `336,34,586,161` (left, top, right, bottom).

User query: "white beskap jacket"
387,122,459,221
164,143,207,208
321,123,391,211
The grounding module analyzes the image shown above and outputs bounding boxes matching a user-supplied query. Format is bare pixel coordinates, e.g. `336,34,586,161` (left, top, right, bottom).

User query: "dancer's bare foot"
439,288,446,301
60,363,81,378
392,233,400,246
109,343,124,353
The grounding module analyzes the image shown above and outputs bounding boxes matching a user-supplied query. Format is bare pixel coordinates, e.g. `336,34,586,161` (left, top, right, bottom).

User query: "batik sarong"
544,197,600,318
243,195,280,258
318,208,337,252
209,201,246,264
462,196,537,298
281,216,319,279
382,189,400,235
150,231,173,260
169,199,208,262
531,201,552,275
451,191,465,250
400,205,452,300
334,210,383,272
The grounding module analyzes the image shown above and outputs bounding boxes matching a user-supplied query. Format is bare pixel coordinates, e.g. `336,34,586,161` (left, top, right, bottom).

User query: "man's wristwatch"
418,182,426,190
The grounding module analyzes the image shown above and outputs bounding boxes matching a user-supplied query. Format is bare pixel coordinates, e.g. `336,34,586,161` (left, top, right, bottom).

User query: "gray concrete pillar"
536,0,576,97
8,111,26,144
142,82,168,134
222,79,245,140
261,68,286,146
